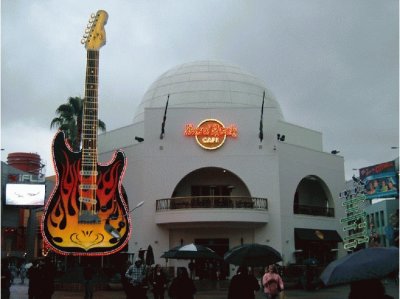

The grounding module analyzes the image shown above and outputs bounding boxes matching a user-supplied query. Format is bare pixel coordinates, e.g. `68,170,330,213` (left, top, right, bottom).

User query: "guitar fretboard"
82,50,99,173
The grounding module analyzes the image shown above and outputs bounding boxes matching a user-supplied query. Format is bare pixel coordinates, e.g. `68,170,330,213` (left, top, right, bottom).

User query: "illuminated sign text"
184,119,238,150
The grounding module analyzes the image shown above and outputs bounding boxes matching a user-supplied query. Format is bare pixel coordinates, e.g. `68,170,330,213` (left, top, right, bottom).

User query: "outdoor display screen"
359,160,398,200
5,183,45,206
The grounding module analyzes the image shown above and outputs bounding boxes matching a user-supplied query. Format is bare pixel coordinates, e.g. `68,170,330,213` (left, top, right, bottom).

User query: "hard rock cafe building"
98,61,346,275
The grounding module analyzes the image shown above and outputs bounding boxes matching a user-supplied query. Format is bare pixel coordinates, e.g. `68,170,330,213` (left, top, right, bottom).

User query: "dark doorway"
194,238,229,280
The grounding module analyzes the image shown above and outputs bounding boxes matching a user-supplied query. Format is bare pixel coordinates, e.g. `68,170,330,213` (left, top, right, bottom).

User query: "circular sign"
195,119,227,150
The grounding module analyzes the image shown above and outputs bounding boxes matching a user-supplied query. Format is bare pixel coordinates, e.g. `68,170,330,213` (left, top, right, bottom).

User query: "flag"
259,91,265,142
160,94,169,139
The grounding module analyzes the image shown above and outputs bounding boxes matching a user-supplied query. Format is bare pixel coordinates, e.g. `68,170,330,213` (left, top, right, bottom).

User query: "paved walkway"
9,279,399,299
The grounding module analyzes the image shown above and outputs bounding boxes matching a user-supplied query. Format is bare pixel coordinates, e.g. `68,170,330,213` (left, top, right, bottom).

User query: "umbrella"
320,247,399,286
161,243,221,260
223,243,282,266
145,245,155,266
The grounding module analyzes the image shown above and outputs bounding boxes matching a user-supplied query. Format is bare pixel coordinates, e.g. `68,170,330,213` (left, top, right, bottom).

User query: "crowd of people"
2,256,396,299
1,257,56,299
121,258,286,299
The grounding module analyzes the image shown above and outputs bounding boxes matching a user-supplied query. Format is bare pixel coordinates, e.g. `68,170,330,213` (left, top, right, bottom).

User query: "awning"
295,228,343,242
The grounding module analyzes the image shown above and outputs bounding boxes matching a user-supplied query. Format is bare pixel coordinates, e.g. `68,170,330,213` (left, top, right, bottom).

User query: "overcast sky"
1,0,398,181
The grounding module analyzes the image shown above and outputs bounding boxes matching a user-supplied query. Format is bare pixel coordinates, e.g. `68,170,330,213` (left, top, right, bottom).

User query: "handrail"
293,204,334,217
156,196,268,211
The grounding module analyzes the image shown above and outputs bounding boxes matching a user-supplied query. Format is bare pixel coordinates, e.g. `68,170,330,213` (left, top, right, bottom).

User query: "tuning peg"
81,38,86,44
85,28,91,33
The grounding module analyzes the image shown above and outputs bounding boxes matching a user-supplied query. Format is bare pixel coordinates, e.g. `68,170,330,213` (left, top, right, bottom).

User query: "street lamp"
131,201,144,213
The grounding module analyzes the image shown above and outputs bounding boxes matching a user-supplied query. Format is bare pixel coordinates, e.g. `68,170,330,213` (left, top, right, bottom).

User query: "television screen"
5,183,45,206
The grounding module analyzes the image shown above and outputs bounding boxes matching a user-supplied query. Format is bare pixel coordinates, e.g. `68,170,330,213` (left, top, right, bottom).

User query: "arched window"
293,175,334,217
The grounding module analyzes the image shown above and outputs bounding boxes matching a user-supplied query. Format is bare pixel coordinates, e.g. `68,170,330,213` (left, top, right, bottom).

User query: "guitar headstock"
81,10,108,50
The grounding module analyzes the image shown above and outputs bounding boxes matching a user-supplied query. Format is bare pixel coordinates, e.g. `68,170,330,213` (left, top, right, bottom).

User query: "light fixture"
135,136,144,142
277,134,285,141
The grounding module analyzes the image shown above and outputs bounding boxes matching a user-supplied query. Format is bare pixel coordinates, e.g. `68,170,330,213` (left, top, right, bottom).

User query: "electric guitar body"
42,131,130,255
42,10,131,255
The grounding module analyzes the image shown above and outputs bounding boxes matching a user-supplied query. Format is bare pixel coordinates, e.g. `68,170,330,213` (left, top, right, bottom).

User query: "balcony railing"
156,196,268,212
294,204,334,217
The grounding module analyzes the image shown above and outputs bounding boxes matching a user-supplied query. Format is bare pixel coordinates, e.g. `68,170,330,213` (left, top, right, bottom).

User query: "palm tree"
50,96,106,151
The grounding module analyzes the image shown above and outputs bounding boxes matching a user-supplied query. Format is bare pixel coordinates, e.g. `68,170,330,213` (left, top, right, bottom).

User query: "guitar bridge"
79,211,101,224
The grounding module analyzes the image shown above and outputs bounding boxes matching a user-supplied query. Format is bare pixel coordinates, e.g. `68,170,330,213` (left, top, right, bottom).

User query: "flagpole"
160,94,170,139
259,91,265,142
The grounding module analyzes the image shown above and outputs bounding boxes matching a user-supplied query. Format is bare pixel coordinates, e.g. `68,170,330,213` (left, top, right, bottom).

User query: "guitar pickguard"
42,132,131,255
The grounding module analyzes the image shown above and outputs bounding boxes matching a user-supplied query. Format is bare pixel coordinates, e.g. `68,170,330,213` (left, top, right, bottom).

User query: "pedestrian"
348,278,394,299
83,263,95,299
227,265,260,299
1,259,12,299
150,264,168,299
9,263,17,285
19,263,27,284
28,260,40,299
168,267,196,299
121,260,133,299
125,258,147,299
262,264,284,299
188,261,195,279
39,258,56,299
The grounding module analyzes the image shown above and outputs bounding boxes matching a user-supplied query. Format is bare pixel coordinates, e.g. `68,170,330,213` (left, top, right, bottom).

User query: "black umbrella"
161,243,221,260
146,245,155,266
224,243,282,266
320,247,399,286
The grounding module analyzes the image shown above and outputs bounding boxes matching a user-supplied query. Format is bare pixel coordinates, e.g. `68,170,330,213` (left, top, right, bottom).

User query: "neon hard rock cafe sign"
184,119,238,150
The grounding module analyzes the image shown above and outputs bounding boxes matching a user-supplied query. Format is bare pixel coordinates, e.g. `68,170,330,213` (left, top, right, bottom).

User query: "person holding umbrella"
227,265,260,299
262,264,284,299
348,279,394,299
168,267,196,299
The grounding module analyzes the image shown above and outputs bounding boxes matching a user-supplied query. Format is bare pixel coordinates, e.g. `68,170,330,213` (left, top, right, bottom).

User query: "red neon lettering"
184,123,238,138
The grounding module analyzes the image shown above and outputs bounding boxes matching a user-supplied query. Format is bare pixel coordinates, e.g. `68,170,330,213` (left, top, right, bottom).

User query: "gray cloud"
1,0,398,180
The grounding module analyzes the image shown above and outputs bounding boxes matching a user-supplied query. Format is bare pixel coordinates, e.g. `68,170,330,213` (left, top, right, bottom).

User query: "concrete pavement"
9,278,399,299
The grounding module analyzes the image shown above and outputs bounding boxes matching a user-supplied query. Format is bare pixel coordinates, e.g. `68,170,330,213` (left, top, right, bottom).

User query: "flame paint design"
42,132,131,255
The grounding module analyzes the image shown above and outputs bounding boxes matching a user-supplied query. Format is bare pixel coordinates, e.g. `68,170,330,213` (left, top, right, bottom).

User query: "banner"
359,161,398,200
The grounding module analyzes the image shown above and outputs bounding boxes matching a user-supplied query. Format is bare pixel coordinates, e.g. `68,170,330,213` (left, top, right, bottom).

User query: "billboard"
5,183,45,206
359,160,398,200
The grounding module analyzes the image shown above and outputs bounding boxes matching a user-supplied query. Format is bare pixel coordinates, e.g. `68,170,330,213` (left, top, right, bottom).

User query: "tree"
50,96,106,151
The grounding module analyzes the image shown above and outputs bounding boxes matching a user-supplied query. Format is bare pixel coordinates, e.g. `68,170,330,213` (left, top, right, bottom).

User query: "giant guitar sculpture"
42,10,131,255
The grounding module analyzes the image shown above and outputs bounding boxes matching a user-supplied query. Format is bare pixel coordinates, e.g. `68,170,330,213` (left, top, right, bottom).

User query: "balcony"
155,196,269,228
294,204,334,217
156,196,268,211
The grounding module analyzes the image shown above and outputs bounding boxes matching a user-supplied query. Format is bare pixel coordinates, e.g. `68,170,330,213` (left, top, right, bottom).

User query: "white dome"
133,60,284,123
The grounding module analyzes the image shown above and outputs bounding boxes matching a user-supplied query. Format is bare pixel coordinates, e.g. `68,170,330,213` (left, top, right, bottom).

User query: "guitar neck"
82,50,99,171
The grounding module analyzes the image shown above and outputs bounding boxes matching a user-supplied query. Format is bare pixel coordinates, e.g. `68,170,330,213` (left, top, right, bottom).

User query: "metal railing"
156,196,268,212
293,204,334,217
